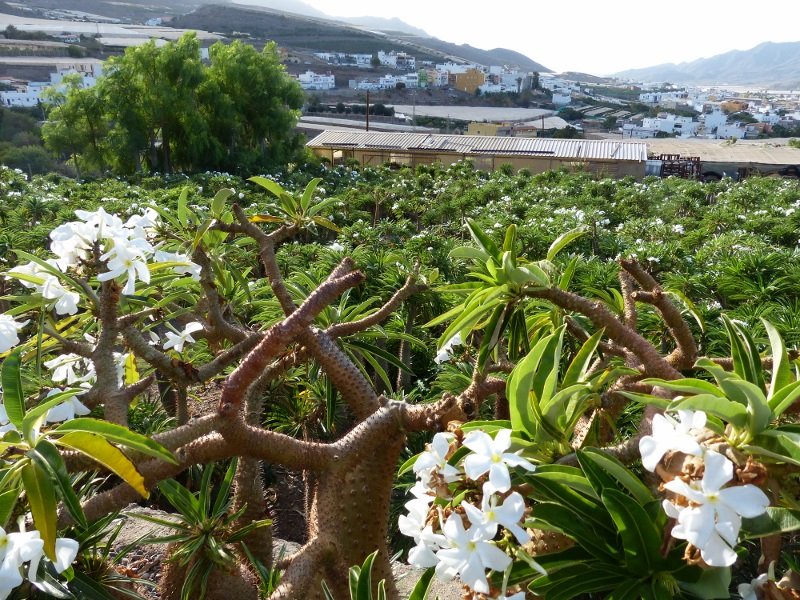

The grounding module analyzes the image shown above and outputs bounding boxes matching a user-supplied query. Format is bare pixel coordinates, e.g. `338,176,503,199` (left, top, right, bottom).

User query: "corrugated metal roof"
644,139,800,165
307,131,648,162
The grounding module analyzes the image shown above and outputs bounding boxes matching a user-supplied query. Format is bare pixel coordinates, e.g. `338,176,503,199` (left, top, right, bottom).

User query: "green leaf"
407,567,434,600
762,319,792,398
13,250,85,300
769,380,800,417
0,487,19,528
721,315,764,390
1,350,25,429
640,377,725,397
563,329,603,387
742,507,800,538
210,188,234,218
300,178,322,213
356,550,378,600
527,475,614,535
27,440,87,528
529,465,597,499
502,223,517,253
577,448,654,505
449,246,490,263
465,219,500,259
249,176,286,200
21,461,57,559
678,566,731,600
607,579,647,600
528,563,626,600
547,227,587,262
54,418,177,464
747,430,800,466
55,431,148,497
602,488,663,574
177,187,191,227
669,394,748,428
507,332,556,437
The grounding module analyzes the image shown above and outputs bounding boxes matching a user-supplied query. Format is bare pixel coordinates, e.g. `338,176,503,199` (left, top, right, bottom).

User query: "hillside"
172,4,548,70
615,41,800,88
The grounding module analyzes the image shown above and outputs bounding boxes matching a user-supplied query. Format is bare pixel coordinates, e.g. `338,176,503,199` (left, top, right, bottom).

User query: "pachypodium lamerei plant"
0,180,798,600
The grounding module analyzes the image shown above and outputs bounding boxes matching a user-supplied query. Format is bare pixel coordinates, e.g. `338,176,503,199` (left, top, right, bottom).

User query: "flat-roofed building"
307,130,648,178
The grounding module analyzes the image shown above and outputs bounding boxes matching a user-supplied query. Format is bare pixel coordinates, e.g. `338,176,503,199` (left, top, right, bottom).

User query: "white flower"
663,451,770,567
51,537,79,574
163,322,204,353
462,484,531,544
6,261,47,289
40,276,79,315
638,410,706,472
0,522,44,589
399,498,446,568
153,250,201,281
97,238,152,295
0,315,28,353
44,389,91,423
124,208,159,239
414,432,461,489
435,513,511,594
44,353,90,385
738,573,769,600
0,404,17,435
463,429,535,494
434,332,462,364
49,221,95,269
328,242,344,252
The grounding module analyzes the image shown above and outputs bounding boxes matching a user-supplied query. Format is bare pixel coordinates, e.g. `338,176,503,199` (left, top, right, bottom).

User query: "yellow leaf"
124,353,139,385
55,432,148,498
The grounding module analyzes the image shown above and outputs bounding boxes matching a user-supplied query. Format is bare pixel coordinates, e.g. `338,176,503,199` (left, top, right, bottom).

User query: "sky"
280,0,800,75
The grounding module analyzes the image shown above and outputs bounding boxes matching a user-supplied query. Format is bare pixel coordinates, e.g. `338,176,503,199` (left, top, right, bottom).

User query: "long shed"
307,131,649,178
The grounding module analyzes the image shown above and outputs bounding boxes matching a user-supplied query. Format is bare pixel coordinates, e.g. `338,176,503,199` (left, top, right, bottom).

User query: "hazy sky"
292,0,800,75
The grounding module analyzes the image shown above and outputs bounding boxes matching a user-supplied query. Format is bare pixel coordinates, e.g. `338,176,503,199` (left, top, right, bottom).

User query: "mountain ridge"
614,41,800,88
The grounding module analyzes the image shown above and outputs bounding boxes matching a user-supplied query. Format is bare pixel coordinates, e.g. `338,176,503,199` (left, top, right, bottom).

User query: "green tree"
206,40,304,172
370,53,380,68
41,74,108,178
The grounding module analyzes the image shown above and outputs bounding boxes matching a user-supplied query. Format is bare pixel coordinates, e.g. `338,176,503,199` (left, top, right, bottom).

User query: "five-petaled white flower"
97,238,152,295
163,322,204,353
738,573,769,600
399,497,446,568
463,429,535,494
435,513,511,594
663,450,770,567
639,409,706,472
0,315,28,353
44,389,91,423
462,483,531,544
40,276,80,316
414,432,461,489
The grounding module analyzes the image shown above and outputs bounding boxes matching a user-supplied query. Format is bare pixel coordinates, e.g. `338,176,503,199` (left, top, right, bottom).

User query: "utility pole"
365,90,370,132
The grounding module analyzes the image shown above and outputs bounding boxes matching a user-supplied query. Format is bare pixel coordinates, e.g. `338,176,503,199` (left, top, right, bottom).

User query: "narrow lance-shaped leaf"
762,318,793,400
1,350,25,428
20,460,58,559
54,418,177,464
27,440,87,528
55,431,148,497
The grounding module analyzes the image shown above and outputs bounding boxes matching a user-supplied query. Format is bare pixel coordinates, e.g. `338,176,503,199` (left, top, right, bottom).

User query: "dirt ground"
113,506,463,599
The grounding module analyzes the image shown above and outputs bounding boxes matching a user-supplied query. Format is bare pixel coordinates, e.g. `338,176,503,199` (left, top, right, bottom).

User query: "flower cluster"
639,409,770,566
0,520,78,599
400,429,536,597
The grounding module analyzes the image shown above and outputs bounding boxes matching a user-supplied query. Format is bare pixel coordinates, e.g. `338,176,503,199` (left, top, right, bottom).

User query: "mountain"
614,41,800,88
338,16,429,38
228,0,326,18
173,4,549,70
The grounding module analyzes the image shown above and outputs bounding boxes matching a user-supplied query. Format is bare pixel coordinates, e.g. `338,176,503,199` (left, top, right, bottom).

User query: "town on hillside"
0,1,799,180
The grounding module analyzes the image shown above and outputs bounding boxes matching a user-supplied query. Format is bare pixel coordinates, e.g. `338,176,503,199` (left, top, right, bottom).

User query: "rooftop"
307,131,649,162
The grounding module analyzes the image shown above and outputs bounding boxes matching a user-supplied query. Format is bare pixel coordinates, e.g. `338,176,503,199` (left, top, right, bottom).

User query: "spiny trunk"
396,301,417,392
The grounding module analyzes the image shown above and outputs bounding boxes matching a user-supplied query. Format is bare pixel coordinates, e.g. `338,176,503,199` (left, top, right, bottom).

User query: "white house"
297,71,335,90
701,108,728,133
552,91,572,106
716,123,747,139
0,90,41,107
378,51,416,70
641,115,699,137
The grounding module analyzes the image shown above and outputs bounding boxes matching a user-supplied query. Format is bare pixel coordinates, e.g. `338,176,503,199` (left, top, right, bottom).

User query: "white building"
641,115,699,137
552,91,572,106
297,71,335,90
378,51,416,70
701,108,728,133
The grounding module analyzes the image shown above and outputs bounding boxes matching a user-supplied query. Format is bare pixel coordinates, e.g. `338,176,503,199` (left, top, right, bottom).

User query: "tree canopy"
42,34,305,176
